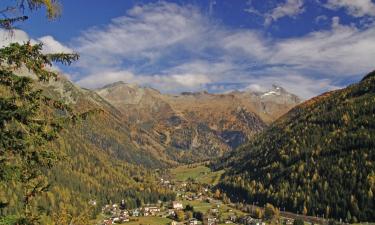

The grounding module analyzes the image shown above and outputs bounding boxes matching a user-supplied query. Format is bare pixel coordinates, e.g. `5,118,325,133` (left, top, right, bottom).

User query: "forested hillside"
217,72,375,222
40,75,174,168
0,75,176,223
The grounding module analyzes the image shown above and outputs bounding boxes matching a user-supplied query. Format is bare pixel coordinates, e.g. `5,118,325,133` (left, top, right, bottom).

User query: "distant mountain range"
95,81,300,163
216,72,375,222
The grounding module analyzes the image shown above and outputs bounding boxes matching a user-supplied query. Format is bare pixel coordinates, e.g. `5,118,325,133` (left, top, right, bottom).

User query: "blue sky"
2,0,375,98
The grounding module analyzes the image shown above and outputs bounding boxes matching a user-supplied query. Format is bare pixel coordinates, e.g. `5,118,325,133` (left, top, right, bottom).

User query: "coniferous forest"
216,72,375,222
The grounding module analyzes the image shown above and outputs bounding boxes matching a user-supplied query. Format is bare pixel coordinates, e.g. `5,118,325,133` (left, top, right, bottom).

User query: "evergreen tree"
0,1,78,223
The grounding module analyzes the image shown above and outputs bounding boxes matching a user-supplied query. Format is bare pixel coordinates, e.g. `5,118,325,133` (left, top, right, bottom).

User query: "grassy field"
170,164,224,185
182,200,212,213
121,216,172,225
181,199,245,218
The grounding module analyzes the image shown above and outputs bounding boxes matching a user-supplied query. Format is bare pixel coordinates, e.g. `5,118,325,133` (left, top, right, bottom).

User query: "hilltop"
216,72,375,222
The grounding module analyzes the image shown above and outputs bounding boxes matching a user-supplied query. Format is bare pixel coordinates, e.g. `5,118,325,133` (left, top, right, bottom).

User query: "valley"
1,1,375,224
92,72,375,225
96,164,333,225
96,82,300,163
3,71,374,225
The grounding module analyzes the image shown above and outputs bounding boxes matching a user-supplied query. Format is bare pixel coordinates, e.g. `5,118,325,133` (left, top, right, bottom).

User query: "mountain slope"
96,82,300,162
217,72,375,222
41,76,174,167
1,73,176,221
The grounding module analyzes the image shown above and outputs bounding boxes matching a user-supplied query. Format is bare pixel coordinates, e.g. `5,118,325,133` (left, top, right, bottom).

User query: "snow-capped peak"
261,85,285,98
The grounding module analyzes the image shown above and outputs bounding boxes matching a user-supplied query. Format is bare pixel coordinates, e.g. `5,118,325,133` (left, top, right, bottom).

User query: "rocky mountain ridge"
95,81,301,162
17,65,301,164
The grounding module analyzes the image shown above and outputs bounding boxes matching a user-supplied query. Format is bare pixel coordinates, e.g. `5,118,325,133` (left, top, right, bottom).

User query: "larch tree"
0,0,78,224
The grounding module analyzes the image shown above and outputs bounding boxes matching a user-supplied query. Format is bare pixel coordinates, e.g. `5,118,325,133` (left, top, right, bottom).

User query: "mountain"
40,76,174,168
1,70,176,221
216,72,375,222
96,82,300,163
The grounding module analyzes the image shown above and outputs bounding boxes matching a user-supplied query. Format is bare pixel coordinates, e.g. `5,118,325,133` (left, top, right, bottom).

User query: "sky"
1,0,375,99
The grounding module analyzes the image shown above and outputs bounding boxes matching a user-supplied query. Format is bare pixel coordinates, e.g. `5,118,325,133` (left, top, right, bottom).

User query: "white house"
171,201,183,210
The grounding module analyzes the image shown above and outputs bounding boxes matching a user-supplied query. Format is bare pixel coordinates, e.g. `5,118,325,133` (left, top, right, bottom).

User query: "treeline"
216,72,375,222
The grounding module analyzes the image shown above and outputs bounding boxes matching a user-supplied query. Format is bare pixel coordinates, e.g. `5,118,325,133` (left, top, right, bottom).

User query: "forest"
0,1,175,224
216,72,375,223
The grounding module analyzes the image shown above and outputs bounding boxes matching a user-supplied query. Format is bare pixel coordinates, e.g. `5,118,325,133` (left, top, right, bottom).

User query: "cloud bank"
69,2,375,99
2,1,375,99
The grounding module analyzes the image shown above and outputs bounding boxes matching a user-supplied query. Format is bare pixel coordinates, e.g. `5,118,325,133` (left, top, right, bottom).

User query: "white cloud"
76,69,211,92
70,2,375,99
0,29,72,54
221,31,271,60
38,36,73,54
74,2,210,72
269,17,375,76
324,0,375,17
315,15,328,24
246,84,267,92
0,29,30,47
76,70,135,88
244,74,342,98
171,73,210,87
264,0,305,25
2,2,375,99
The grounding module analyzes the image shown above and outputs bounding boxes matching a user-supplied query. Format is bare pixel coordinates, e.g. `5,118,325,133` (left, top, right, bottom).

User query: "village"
97,164,326,225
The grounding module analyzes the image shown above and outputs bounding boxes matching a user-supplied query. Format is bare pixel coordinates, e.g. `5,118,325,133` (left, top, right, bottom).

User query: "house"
171,201,183,210
147,206,160,215
120,210,129,217
170,221,183,225
112,217,120,223
229,214,237,222
189,218,199,225
210,208,219,213
121,217,129,222
285,219,294,225
103,219,113,225
207,217,217,225
168,209,176,216
131,209,140,217
239,216,263,225
89,199,97,206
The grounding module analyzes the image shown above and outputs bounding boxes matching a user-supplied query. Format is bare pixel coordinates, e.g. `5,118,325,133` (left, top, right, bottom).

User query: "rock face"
96,82,300,163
